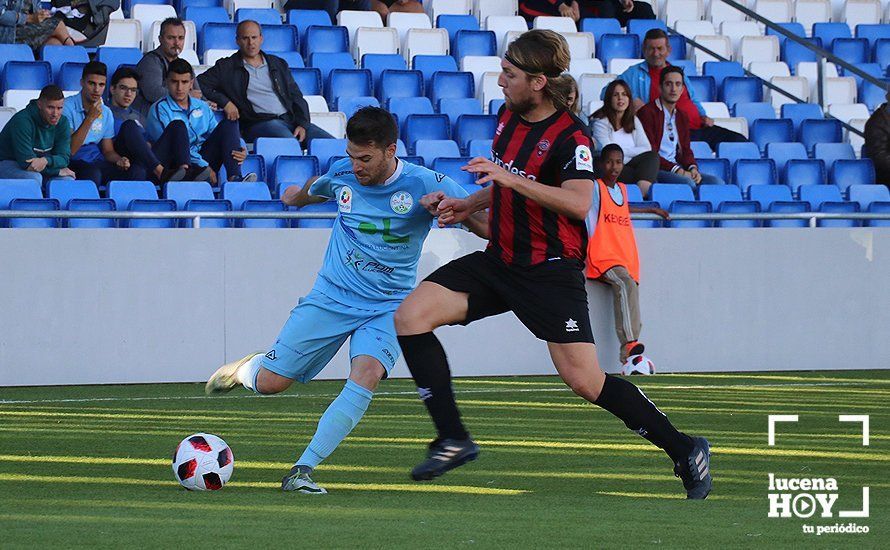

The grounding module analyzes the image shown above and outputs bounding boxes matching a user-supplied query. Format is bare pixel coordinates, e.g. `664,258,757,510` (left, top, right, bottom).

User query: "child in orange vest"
586,144,669,373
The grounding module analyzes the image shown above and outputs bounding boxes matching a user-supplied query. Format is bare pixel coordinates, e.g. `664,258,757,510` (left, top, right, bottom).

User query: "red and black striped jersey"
486,106,595,267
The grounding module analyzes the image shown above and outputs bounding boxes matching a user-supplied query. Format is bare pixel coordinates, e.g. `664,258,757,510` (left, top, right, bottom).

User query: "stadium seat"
691,141,713,160
696,159,730,184
739,35,780,67
750,119,794,153
432,156,476,190
184,6,230,43
688,76,716,103
562,32,595,60
291,68,322,96
47,179,99,208
866,201,890,227
96,47,142,78
389,96,434,131
336,95,379,117
861,78,890,111
473,0,518,23
261,25,299,53
767,200,811,227
131,4,178,52
813,142,856,172
240,200,288,228
857,23,890,50
489,98,505,114
104,19,142,48
309,52,355,84
2,89,40,111
766,22,805,47
7,198,59,228
304,25,349,58
579,73,616,107
235,7,281,24
324,68,372,109
126,199,176,229
461,55,502,91
200,22,238,56
668,201,712,228
627,18,666,40
222,181,273,211
702,61,745,93
818,201,860,227
255,137,301,171
437,14,479,43
415,139,461,166
651,183,695,210
484,15,528,56
108,180,158,210
581,18,621,51
698,184,742,209
533,16,576,33
784,159,827,194
362,54,408,83
236,155,265,184
717,200,761,228
733,101,775,124
1,61,50,94
56,62,86,91
0,44,34,68
181,199,232,228
628,201,663,228
799,119,842,154
782,37,822,73
832,159,876,192
799,185,843,209
766,142,808,174
291,199,336,228
781,103,824,133
722,77,763,109
832,37,870,65
827,102,871,124
164,181,215,210
692,36,732,70
749,184,793,209
404,28,450,61
287,9,332,44
624,184,643,203
388,11,432,51
721,20,761,55
413,55,458,86
353,27,399,60
598,34,639,72
429,71,475,105
273,155,319,191
794,0,832,35
844,0,882,28
309,138,348,171
848,184,890,209
312,111,346,137
438,97,483,129
377,69,423,104
453,114,496,154
735,159,778,196
40,46,89,80
718,142,762,166
814,22,852,46
67,198,116,228
468,139,492,158
452,30,496,60
403,114,451,153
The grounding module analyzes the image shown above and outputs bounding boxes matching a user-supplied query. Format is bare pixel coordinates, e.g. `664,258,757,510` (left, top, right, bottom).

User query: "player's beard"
506,95,535,115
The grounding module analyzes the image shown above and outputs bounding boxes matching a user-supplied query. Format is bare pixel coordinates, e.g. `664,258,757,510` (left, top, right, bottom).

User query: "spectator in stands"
619,29,747,152
590,79,659,197
590,0,655,28
147,59,257,184
51,0,119,45
371,0,424,20
0,84,72,183
520,0,580,24
2,0,79,49
198,20,333,147
864,90,890,188
586,144,668,367
134,18,198,115
108,67,145,134
638,66,724,188
551,74,581,116
282,0,371,24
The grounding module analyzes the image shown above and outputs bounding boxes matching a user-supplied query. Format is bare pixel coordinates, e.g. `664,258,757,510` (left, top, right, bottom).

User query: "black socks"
397,332,470,441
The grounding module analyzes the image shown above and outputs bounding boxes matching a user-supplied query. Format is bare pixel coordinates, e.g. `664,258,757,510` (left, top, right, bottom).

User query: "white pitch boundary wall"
0,228,888,387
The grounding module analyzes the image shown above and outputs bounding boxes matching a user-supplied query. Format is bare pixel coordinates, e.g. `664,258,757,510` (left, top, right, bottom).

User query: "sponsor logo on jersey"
390,191,413,214
575,145,593,172
492,152,537,181
338,186,353,213
344,249,395,274
536,139,550,157
495,122,505,136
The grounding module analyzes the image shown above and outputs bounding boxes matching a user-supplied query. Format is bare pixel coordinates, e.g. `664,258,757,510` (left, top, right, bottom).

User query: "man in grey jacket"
133,17,199,115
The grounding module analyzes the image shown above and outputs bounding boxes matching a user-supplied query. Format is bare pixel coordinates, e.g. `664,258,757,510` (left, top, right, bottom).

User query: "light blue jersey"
308,157,469,309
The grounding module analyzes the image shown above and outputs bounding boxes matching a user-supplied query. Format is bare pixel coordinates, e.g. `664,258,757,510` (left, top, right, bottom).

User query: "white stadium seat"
3,90,40,111
132,4,177,53
693,35,731,69
828,102,870,122
769,76,810,109
823,76,858,106
674,20,716,38
426,0,472,21
702,101,731,118
474,0,517,23
579,73,616,108
609,58,643,75
193,64,210,77
753,0,792,32
846,117,867,156
502,30,523,54
569,58,604,81
387,12,432,53
305,95,329,113
739,35,780,67
204,49,237,66
585,100,603,118
709,0,747,28
713,117,749,138
104,19,142,48
404,28,449,61
225,0,273,18
720,21,762,56
844,0,883,27
180,49,201,67
664,0,704,27
532,16,577,33
484,15,527,55
354,27,399,60
311,111,347,139
338,10,383,55
794,0,832,36
563,32,595,60
461,55,502,91
480,71,504,105
0,106,16,131
748,61,790,81
796,61,839,101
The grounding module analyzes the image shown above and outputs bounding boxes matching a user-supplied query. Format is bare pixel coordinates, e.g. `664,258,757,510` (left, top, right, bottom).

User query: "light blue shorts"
259,288,400,383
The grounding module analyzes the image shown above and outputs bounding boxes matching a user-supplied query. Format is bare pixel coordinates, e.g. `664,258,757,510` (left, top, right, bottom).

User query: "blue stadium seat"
290,67,322,95
668,201,712,228
799,119,842,154
671,59,696,76
127,199,177,229
841,62,882,91
183,7,229,45
401,155,424,166
598,34,639,70
255,137,301,171
696,158,730,184
691,141,713,160
415,139,461,167
454,114,497,155
178,0,223,11
436,14,479,43
428,71,475,105
261,25,299,53
749,184,792,209
274,51,304,68
783,37,822,72
182,199,232,228
717,200,761,228
452,30,496,60
48,179,99,208
767,22,805,47
813,22,852,49
702,61,744,92
241,200,288,228
734,159,778,196
818,201,860,227
309,138,347,171
108,180,158,210
848,184,890,209
95,47,142,78
412,55,458,87
629,201,663,228
468,139,492,158
856,24,890,51
651,183,695,210
40,45,89,79
722,77,763,108
325,68,372,109
389,96,434,128
625,183,643,202
814,143,855,172
832,159,876,193
377,69,423,104
222,181,273,210
688,76,716,103
274,155,319,192
57,62,86,91
294,200,337,228
861,78,890,111
234,154,265,184
304,25,349,58
362,53,407,82
432,156,476,190
832,38,869,65
337,95,379,116
698,184,742,209
767,200,810,227
164,181,215,210
287,9,333,44
581,18,621,51
67,198,116,228
866,201,890,226
799,185,842,209
235,8,282,25
489,98,505,114
309,52,355,83
784,159,826,194
750,119,793,153
8,198,59,228
781,103,823,134
718,142,761,166
123,0,166,16
668,35,687,62
766,142,807,174
733,101,775,123
403,114,450,153
0,44,34,66
627,19,666,42
200,23,238,55
875,38,890,71
438,97,482,129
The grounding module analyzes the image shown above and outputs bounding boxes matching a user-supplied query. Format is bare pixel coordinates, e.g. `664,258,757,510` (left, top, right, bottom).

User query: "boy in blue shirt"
146,59,256,183
205,107,488,494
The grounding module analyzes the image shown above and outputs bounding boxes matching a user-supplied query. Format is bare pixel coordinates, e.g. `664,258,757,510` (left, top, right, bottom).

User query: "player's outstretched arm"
420,191,489,238
461,211,490,239
282,176,329,208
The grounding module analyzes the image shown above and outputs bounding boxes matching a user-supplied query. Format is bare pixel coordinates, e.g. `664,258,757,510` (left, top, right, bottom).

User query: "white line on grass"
0,382,861,405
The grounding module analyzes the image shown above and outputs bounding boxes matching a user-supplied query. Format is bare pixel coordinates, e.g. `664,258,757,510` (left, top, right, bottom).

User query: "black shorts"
425,251,595,344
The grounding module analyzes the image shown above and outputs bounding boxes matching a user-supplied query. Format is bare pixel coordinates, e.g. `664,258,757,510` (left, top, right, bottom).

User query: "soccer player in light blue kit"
205,107,488,493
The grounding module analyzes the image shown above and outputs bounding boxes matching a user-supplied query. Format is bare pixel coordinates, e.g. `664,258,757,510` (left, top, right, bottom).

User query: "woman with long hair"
590,79,659,197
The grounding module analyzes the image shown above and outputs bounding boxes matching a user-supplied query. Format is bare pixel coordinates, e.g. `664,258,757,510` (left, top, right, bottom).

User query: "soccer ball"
172,433,234,490
622,354,656,375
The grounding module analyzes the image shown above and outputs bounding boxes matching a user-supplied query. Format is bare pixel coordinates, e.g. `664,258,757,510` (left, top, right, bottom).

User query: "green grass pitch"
1,371,886,548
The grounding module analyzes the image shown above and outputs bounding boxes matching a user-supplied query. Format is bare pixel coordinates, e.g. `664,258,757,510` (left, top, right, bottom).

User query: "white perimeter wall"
0,228,888,387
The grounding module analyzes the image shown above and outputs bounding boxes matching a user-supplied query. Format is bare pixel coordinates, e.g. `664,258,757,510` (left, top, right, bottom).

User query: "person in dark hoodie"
0,84,72,183
197,20,333,146
865,89,890,189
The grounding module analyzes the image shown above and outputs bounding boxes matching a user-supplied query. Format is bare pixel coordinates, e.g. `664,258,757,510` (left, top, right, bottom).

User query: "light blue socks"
297,380,373,469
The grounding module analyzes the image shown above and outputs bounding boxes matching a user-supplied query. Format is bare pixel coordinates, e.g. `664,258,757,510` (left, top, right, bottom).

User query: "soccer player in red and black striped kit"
394,30,712,499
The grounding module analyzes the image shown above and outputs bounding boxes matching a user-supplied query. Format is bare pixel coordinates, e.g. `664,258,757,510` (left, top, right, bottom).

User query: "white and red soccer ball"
622,355,656,376
172,433,234,490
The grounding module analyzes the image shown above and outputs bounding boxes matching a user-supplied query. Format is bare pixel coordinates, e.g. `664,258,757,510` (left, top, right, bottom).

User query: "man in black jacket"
197,20,333,146
865,90,890,188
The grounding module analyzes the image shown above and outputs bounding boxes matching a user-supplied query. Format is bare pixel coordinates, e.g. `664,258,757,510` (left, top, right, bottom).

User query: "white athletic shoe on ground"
205,352,262,395
281,466,328,494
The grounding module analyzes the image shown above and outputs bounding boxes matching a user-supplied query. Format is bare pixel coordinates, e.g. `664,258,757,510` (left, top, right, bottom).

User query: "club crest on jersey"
536,139,550,157
575,145,593,172
390,191,413,214
338,186,353,213
495,122,505,136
